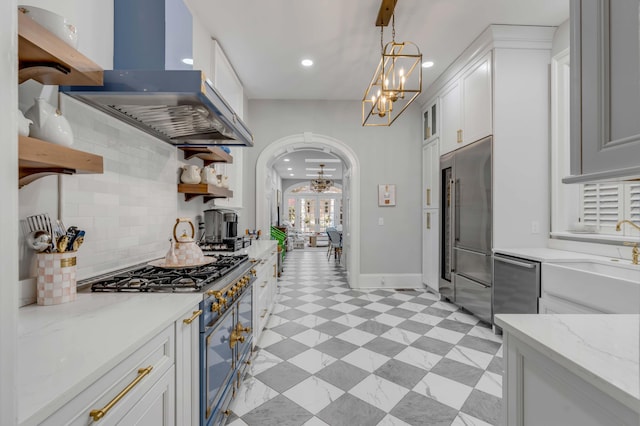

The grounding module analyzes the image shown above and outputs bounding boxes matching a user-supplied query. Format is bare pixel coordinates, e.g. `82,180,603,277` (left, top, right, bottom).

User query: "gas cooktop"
87,254,248,293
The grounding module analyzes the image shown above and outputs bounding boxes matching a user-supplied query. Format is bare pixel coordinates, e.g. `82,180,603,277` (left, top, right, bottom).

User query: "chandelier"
362,0,422,126
310,164,333,193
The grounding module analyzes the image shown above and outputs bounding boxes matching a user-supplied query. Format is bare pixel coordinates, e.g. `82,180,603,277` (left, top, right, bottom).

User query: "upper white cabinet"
440,52,492,155
565,0,640,183
423,99,439,142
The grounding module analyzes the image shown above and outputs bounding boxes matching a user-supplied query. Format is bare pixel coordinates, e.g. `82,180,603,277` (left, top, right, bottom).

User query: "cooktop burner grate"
89,254,248,293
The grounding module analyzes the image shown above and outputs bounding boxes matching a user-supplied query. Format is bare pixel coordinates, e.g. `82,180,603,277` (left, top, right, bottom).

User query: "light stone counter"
495,314,640,414
18,291,202,425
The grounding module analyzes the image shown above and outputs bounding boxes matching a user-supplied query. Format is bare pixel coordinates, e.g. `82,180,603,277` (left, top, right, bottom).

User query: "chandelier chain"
392,14,395,42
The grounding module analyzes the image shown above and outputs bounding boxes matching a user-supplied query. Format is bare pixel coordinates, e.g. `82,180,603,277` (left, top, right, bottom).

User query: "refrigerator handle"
449,178,455,273
454,178,460,243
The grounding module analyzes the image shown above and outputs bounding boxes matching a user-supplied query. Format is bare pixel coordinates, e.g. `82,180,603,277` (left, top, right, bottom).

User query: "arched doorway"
284,181,342,234
255,133,360,287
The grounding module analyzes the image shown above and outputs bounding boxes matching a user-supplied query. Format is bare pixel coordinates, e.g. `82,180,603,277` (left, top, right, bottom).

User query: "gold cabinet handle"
273,264,277,278
457,129,463,143
260,308,268,318
426,188,431,206
183,310,203,325
427,212,431,230
89,366,153,421
261,280,268,288
229,330,245,349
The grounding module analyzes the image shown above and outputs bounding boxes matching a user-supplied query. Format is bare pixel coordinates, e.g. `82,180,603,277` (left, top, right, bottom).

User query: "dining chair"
326,229,342,262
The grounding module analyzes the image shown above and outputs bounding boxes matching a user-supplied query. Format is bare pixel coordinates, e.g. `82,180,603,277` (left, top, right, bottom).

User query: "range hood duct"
61,0,253,147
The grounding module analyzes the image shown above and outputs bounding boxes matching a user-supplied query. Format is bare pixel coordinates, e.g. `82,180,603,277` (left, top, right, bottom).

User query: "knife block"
36,251,77,305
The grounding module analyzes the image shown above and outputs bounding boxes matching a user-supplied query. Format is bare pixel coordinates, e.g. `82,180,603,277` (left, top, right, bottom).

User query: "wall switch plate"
531,221,539,234
378,217,384,226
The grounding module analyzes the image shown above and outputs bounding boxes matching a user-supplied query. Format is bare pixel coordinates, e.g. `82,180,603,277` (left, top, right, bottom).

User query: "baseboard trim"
354,273,423,290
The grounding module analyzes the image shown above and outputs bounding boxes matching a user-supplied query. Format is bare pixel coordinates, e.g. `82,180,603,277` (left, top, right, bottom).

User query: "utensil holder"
36,252,77,305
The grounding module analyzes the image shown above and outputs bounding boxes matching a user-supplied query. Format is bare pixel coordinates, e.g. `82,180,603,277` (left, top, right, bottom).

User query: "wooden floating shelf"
178,146,233,166
19,135,104,188
177,184,233,203
18,8,103,86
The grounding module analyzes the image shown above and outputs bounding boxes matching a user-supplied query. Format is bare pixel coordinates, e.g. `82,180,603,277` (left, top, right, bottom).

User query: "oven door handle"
494,256,537,269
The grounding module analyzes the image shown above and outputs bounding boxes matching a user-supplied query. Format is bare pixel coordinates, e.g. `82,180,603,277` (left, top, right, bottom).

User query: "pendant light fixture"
362,0,422,126
310,164,333,193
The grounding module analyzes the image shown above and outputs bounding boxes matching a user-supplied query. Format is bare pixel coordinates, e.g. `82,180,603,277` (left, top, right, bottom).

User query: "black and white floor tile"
226,248,503,426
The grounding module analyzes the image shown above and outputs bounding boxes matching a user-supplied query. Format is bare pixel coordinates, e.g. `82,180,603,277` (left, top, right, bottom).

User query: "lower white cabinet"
42,325,176,426
252,243,279,343
502,331,639,426
175,305,202,426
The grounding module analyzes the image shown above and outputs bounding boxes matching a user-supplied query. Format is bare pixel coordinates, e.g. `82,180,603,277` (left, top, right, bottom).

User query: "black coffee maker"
203,209,242,251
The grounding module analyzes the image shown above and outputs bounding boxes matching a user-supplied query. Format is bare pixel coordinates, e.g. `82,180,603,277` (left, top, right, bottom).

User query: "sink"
555,261,640,282
542,260,640,314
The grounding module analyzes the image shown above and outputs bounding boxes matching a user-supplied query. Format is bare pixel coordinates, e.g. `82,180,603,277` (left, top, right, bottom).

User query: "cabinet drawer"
42,325,175,425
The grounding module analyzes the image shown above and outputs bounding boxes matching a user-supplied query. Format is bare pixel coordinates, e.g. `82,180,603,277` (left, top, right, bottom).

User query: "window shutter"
630,183,640,223
582,183,620,231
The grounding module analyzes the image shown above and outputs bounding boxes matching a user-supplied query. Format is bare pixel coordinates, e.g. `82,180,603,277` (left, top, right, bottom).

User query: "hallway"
227,249,503,426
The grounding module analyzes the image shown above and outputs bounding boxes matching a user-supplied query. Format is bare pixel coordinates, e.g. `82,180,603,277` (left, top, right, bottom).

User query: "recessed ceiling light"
301,59,313,67
287,167,292,171
305,158,341,163
182,58,194,65
422,61,434,68
289,173,294,176
306,167,336,172
283,158,290,162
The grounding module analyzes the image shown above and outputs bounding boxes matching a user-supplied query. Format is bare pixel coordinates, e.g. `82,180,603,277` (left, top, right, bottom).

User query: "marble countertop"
495,314,640,412
492,247,614,263
18,291,202,425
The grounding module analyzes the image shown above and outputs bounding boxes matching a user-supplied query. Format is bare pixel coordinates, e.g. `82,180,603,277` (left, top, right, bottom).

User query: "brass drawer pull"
260,308,268,318
89,365,153,421
426,188,431,206
427,212,431,230
261,281,268,288
183,309,203,325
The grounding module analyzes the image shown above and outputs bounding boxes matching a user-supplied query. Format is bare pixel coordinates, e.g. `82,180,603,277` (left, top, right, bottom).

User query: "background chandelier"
310,164,333,193
362,0,422,126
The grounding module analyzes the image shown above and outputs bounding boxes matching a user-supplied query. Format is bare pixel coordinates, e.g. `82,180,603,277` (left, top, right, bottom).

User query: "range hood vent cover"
61,0,253,147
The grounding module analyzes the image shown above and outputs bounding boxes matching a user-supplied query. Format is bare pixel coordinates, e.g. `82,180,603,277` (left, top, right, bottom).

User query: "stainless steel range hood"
61,0,253,147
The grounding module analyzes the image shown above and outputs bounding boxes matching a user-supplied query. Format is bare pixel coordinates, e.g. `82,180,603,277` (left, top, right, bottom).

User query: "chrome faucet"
616,220,640,265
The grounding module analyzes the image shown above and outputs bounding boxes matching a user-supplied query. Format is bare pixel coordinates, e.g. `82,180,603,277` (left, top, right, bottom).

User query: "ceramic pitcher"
17,109,32,137
24,98,74,146
200,166,217,184
180,165,201,184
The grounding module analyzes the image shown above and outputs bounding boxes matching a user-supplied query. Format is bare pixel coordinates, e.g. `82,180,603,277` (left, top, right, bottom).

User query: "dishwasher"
492,253,541,332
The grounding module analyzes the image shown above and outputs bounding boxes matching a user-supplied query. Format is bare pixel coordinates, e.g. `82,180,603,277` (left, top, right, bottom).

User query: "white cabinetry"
440,52,492,155
175,305,202,426
252,242,279,343
422,209,439,292
423,99,439,142
41,326,176,425
422,138,440,209
566,0,640,183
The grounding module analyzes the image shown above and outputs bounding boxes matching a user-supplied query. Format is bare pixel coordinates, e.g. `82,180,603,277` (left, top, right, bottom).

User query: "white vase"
25,98,74,146
200,166,217,184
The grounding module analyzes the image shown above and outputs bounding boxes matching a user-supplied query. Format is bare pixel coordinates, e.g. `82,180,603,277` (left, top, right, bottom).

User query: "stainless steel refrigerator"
439,136,492,323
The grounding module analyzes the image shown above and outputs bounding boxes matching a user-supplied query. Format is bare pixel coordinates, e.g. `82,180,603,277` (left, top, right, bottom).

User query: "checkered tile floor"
226,248,503,426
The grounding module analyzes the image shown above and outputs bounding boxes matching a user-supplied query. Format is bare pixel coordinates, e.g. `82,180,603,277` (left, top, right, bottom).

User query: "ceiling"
272,150,343,182
185,0,569,101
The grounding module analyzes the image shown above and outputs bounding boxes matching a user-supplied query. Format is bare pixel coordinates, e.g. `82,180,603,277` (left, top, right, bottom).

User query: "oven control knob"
217,296,227,306
207,290,222,298
250,269,257,276
227,289,235,298
211,302,222,314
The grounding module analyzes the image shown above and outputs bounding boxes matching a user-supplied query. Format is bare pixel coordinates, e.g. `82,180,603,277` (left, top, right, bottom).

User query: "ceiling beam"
375,0,397,27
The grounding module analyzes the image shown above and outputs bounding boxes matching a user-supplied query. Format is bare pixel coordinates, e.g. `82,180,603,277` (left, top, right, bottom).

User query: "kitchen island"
495,314,639,426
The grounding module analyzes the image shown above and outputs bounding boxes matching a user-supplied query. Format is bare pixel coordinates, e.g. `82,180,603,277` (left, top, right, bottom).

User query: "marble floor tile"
271,322,310,338
290,329,333,347
445,346,494,370
373,313,407,327
312,320,350,337
315,360,370,392
396,319,433,335
341,347,391,372
397,301,431,312
474,371,502,398
362,302,395,313
348,374,410,412
255,361,312,393
256,329,287,348
249,350,284,376
413,372,474,410
328,302,359,313
394,346,442,371
425,325,466,345
296,302,326,314
385,307,418,319
447,311,481,325
486,356,503,376
262,338,310,360
283,376,344,414
228,376,279,417
410,336,455,357
437,318,476,334
363,337,408,358
379,327,421,346
332,313,367,328
314,308,346,321
335,328,377,346
349,307,382,320
355,319,393,336
239,395,313,426
408,312,444,326
316,393,386,426
374,359,428,389
302,416,331,426
468,325,504,344
390,391,459,426
452,412,495,426
276,308,309,321
458,335,502,355
288,348,337,374
429,357,485,388
295,314,329,328
314,337,359,359
460,390,502,425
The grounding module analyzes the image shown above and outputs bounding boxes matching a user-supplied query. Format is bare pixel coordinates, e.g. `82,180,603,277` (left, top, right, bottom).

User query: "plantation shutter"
630,183,640,224
582,183,620,231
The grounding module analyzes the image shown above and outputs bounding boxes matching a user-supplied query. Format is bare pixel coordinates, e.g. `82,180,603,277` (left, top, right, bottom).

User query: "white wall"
1,1,19,423
247,100,423,275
